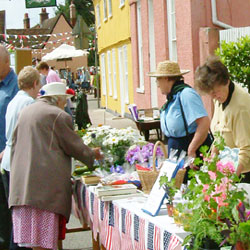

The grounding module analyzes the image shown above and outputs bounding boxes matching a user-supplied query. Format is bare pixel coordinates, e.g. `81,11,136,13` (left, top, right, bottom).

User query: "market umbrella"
42,44,89,67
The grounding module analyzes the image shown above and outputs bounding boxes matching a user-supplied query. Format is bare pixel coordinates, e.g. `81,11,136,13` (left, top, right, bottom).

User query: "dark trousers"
1,171,31,250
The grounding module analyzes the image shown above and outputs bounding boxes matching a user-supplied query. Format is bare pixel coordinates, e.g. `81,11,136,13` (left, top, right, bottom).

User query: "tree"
56,0,95,26
215,36,250,93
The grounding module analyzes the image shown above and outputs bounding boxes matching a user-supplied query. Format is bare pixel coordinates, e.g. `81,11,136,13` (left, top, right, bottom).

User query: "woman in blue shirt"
149,61,212,164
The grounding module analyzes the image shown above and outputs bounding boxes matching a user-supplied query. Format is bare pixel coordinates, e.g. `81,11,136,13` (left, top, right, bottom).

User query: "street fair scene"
0,1,250,250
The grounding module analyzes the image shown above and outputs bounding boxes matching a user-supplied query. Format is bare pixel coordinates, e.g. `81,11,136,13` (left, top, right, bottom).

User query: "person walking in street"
0,44,19,250
37,62,61,83
1,66,40,250
148,60,212,181
195,56,250,183
9,82,103,250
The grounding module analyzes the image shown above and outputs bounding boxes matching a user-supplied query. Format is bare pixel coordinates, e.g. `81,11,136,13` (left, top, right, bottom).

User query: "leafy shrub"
215,36,250,92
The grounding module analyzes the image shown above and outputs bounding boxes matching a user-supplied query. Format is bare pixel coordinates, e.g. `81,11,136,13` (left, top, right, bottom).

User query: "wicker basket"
137,141,168,194
174,169,186,189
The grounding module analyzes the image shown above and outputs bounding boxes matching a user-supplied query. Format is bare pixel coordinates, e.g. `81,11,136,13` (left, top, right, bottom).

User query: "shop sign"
25,0,57,8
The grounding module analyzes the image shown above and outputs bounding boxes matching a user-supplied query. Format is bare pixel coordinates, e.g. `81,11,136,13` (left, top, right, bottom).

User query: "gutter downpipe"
211,0,233,29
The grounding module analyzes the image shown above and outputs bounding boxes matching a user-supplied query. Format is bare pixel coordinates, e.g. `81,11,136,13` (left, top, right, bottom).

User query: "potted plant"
177,133,249,250
159,175,178,217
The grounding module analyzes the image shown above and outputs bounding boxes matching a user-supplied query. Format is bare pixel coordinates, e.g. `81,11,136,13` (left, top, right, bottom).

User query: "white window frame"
119,0,125,8
118,47,125,116
136,0,144,93
112,49,118,99
107,50,112,96
108,0,112,18
167,0,177,61
103,0,107,22
100,53,107,96
123,45,129,104
96,4,101,28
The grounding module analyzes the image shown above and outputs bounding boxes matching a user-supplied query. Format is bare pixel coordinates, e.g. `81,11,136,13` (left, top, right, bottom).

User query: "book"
100,190,144,201
81,175,101,185
95,184,137,197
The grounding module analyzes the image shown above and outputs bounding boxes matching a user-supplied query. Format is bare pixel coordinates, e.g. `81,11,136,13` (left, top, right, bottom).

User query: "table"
135,120,162,141
72,180,188,250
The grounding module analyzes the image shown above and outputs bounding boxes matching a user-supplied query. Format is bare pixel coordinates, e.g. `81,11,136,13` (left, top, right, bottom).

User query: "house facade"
5,7,88,75
129,0,250,115
93,0,134,117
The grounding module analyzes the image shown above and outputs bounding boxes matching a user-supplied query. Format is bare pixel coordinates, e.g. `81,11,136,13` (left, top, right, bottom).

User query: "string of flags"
0,31,73,40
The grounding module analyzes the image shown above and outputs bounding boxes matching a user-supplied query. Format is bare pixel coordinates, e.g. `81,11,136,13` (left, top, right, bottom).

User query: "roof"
4,12,73,49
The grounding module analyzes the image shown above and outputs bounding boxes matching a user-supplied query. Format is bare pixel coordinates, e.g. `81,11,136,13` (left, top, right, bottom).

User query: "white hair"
42,95,66,106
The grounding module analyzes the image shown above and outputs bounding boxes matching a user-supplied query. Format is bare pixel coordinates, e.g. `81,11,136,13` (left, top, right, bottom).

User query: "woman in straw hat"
149,61,212,173
9,82,103,250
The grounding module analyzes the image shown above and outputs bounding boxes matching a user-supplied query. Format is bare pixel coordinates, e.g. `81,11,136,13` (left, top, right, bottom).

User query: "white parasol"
42,44,88,62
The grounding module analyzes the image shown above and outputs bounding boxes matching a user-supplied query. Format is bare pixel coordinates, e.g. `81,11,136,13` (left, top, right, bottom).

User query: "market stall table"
72,180,188,250
135,120,162,141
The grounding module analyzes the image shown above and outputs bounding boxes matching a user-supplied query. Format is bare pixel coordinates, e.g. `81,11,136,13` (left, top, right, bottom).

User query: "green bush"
215,35,250,92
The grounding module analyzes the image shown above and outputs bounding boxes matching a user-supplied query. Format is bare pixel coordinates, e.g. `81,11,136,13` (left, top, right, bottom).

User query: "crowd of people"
0,42,250,250
0,45,101,250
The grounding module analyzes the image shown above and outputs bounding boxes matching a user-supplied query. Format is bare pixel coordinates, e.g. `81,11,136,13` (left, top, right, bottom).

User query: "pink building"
129,0,250,114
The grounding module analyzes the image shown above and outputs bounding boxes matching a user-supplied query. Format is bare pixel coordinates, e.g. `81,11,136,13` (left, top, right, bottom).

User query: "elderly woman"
195,56,250,182
9,82,102,250
149,61,212,162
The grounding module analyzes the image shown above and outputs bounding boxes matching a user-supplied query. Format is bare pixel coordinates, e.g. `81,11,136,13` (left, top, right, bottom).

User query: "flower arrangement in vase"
176,132,250,250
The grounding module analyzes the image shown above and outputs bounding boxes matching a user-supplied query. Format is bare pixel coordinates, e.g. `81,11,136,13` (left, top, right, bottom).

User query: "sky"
0,0,65,29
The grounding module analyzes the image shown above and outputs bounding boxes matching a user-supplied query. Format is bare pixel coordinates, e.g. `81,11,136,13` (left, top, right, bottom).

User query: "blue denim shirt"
0,69,19,152
160,87,208,138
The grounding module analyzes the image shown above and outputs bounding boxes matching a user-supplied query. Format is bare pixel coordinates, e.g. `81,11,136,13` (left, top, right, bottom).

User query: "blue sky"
0,0,65,29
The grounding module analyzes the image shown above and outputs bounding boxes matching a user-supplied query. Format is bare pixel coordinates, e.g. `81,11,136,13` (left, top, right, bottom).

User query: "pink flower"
208,171,217,180
202,184,209,193
216,161,235,174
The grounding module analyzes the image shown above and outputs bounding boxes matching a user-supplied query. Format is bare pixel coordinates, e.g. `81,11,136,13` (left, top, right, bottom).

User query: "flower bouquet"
176,133,250,250
80,125,146,171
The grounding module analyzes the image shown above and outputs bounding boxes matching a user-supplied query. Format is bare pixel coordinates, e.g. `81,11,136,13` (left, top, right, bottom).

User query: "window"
112,49,118,99
167,0,177,61
136,0,144,92
123,45,129,104
107,50,112,96
96,4,101,28
100,53,107,95
108,0,112,17
120,0,125,8
103,0,107,21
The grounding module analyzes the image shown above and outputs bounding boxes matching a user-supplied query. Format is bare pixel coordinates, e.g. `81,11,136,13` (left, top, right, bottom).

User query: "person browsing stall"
148,61,212,162
0,44,19,250
37,61,61,83
9,82,103,250
195,56,250,182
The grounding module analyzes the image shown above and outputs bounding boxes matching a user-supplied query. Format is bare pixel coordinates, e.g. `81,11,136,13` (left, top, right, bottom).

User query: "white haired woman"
9,82,102,250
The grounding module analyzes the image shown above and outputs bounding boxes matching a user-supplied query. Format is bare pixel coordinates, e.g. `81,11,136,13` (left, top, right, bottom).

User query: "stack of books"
95,184,143,201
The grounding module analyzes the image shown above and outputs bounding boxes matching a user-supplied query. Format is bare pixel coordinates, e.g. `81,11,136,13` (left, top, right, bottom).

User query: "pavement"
63,94,137,250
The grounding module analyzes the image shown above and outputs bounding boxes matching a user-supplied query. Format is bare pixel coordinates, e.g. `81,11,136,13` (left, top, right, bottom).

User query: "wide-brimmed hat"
148,61,190,77
39,82,74,98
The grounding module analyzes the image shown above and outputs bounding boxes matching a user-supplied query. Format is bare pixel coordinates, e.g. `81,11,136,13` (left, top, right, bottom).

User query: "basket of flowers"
134,141,168,194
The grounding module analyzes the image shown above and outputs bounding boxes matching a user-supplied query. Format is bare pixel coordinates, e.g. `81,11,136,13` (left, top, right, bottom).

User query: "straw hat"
39,82,74,98
148,61,190,77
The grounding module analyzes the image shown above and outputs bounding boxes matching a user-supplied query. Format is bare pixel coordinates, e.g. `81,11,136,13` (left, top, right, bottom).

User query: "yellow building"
93,0,134,117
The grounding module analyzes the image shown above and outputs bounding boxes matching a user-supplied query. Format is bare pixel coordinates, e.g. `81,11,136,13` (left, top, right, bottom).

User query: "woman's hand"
92,147,104,160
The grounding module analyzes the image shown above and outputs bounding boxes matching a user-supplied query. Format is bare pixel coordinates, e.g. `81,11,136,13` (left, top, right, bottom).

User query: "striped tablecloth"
72,180,188,250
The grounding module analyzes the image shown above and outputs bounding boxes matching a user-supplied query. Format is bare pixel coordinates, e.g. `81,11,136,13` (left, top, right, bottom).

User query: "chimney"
23,13,30,29
40,8,49,27
0,10,5,35
70,1,76,27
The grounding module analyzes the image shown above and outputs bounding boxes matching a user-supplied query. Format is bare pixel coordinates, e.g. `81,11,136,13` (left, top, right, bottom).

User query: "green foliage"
159,176,178,204
215,36,250,92
178,132,250,249
55,0,95,26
